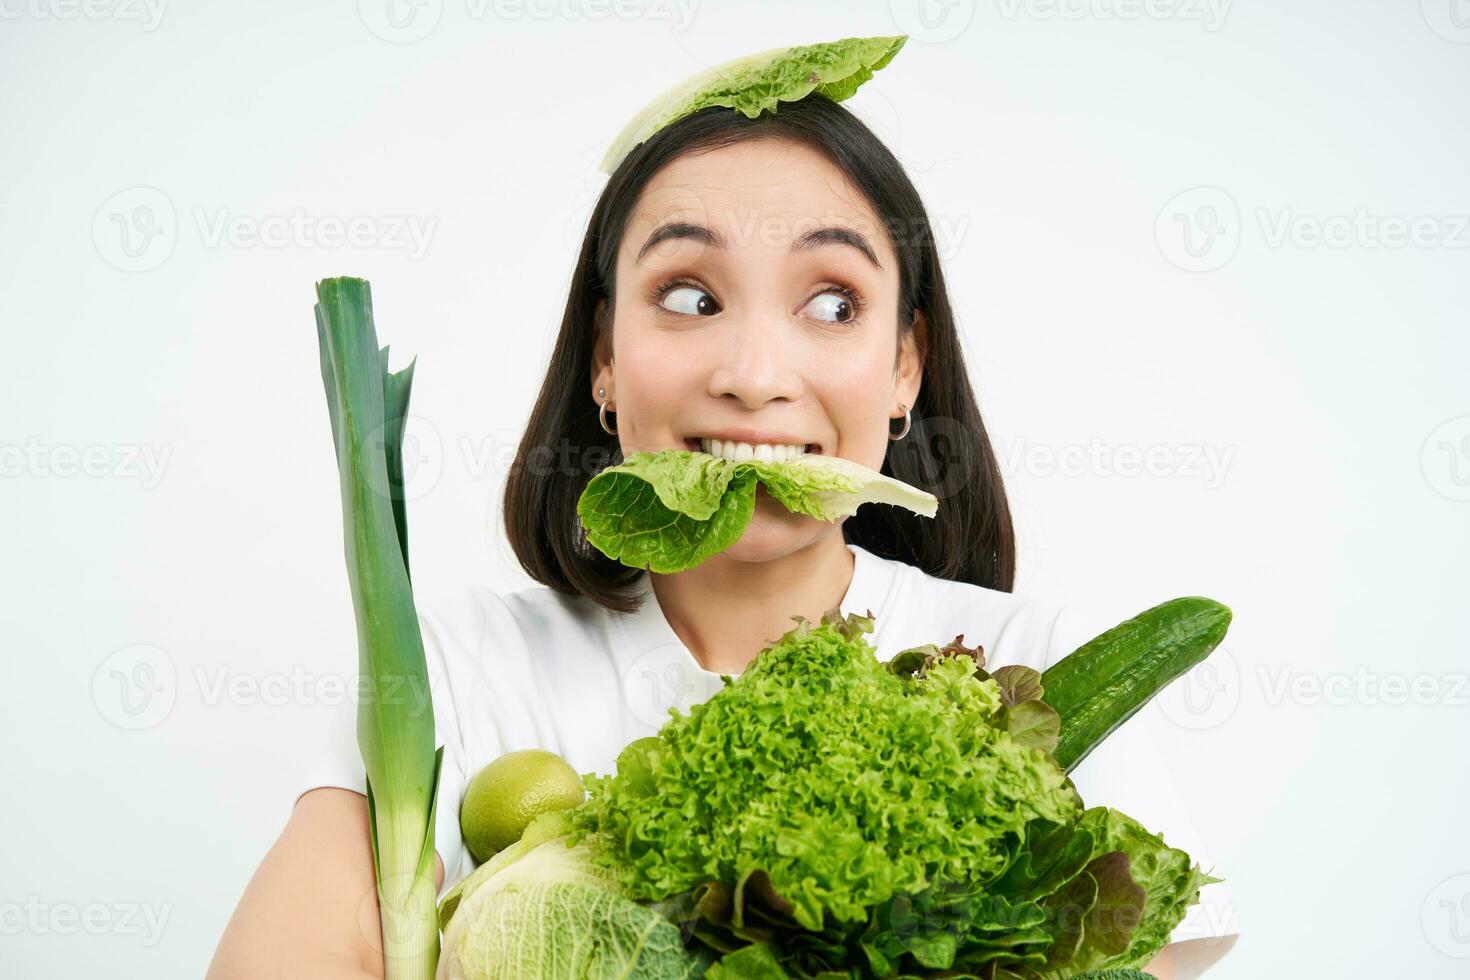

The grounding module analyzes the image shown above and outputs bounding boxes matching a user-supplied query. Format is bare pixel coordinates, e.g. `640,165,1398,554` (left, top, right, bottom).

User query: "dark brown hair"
504,93,1014,613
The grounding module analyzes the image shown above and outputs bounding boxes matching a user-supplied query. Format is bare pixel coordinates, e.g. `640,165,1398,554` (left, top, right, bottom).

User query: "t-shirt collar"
614,542,899,679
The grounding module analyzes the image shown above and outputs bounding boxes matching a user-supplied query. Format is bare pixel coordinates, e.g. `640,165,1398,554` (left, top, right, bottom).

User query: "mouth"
682,436,823,462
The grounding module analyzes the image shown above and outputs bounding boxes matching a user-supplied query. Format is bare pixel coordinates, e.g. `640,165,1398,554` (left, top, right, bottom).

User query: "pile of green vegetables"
436,603,1227,979
314,267,1228,980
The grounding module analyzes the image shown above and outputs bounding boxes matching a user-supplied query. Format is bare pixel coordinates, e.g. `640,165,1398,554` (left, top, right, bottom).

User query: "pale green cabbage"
599,34,908,174
436,814,704,980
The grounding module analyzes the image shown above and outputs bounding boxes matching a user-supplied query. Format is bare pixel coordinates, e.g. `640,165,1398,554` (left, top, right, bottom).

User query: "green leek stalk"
315,277,443,979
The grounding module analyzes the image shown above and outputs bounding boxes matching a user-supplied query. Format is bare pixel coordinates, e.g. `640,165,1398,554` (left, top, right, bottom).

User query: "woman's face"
591,136,925,564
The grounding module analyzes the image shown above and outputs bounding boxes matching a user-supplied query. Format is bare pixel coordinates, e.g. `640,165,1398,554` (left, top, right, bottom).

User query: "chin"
718,496,834,563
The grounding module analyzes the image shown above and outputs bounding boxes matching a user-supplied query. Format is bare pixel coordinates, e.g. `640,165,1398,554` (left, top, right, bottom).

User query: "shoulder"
866,554,1071,673
416,579,610,665
413,581,616,743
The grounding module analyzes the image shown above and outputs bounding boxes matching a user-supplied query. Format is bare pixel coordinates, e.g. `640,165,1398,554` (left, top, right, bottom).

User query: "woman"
209,94,1236,978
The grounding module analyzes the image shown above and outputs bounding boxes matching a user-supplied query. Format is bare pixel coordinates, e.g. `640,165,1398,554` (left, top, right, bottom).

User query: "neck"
649,531,856,674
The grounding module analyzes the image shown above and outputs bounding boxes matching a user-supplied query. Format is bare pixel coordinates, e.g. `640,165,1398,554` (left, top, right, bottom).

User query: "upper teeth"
701,438,809,462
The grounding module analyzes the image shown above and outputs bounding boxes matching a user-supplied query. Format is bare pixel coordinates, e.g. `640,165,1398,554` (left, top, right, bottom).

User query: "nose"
705,314,802,409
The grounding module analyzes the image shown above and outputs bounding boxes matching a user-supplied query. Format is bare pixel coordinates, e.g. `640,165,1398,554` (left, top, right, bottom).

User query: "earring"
598,389,617,436
888,402,911,441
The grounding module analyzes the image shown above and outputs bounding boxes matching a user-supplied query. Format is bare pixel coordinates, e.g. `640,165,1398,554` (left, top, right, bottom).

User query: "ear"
895,308,927,411
590,297,614,398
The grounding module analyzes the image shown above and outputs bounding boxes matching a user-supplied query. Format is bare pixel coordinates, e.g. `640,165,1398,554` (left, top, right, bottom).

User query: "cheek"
815,340,898,468
611,322,701,447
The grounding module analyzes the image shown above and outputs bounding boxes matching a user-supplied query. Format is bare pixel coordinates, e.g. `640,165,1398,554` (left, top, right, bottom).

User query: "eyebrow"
791,225,883,270
638,222,725,261
636,221,883,270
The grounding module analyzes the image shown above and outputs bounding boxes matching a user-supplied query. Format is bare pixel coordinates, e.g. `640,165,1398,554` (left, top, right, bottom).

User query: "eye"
656,281,720,317
799,286,864,324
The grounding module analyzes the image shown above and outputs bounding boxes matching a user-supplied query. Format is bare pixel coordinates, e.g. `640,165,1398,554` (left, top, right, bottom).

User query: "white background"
3,1,1468,976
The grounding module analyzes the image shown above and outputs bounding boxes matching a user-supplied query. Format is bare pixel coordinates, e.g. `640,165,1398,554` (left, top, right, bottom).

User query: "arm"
207,787,445,980
1143,945,1174,979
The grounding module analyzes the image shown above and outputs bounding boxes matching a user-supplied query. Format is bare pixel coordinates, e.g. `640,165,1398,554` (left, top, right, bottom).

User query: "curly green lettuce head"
600,34,908,174
568,609,1079,931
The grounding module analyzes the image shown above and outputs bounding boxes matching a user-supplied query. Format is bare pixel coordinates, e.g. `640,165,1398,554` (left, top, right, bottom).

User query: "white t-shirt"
299,542,1238,974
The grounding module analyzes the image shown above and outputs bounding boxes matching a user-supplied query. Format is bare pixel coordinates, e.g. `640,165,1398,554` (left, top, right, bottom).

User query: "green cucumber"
1042,597,1232,772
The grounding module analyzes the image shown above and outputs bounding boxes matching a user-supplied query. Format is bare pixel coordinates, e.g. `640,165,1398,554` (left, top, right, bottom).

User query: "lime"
459,748,585,863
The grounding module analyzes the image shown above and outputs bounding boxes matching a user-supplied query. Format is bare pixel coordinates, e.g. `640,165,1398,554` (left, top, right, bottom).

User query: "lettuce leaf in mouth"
598,34,908,174
575,448,939,573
